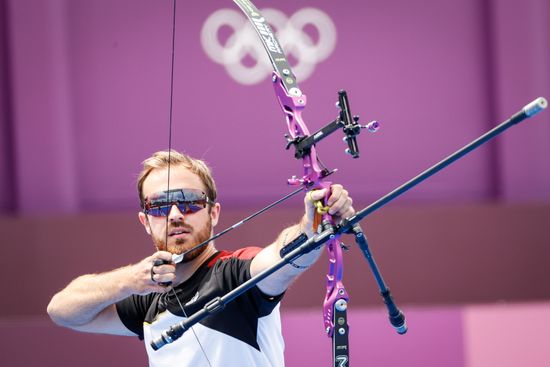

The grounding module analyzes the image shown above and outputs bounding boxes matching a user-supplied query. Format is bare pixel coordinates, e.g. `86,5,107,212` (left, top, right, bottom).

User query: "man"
47,150,354,366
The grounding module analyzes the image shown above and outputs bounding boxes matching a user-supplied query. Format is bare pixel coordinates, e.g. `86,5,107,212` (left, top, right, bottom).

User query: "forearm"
276,217,322,270
47,266,133,327
252,217,322,296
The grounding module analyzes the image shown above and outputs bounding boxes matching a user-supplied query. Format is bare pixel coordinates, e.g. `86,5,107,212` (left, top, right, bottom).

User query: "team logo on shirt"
186,291,200,306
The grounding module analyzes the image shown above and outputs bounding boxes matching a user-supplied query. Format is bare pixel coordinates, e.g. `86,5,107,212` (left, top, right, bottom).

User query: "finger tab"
153,259,165,266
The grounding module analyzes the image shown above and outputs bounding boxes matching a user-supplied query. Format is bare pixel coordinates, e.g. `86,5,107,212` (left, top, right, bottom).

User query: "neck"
173,244,217,285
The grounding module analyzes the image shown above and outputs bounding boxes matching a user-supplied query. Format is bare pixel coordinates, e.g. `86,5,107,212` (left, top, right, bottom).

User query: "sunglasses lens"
185,200,207,213
146,205,171,217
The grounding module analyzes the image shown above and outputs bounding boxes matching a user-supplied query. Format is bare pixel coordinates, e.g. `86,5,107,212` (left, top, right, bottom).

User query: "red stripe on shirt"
208,247,262,267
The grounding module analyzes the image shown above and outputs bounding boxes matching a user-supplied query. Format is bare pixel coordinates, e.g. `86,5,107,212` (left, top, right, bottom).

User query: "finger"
327,184,348,205
306,188,328,203
153,263,176,275
326,186,349,213
154,251,174,262
326,185,345,206
328,193,349,215
150,259,175,280
333,198,354,217
154,272,176,284
150,268,175,284
153,259,166,267
337,205,356,220
150,261,172,287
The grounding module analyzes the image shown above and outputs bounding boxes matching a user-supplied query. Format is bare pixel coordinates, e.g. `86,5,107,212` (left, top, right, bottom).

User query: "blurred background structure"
0,0,549,366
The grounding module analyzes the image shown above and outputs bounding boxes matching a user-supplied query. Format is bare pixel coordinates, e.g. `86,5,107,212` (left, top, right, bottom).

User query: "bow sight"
285,90,380,160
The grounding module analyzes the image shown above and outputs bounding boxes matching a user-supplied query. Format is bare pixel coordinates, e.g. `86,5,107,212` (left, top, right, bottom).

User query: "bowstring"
164,1,213,365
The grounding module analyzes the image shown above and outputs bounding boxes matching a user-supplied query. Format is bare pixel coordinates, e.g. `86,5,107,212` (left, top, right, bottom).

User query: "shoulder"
204,247,263,288
207,247,262,267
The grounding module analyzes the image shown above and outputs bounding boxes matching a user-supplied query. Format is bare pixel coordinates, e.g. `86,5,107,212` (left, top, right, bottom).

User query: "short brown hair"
137,150,217,204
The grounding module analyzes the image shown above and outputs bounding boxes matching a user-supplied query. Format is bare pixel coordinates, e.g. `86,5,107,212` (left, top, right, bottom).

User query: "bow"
232,1,352,363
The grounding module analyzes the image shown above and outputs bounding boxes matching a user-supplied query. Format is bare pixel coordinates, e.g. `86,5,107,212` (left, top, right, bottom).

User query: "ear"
138,211,152,235
210,202,221,227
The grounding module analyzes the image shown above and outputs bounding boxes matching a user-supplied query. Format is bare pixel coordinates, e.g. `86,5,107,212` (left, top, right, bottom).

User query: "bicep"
69,304,137,336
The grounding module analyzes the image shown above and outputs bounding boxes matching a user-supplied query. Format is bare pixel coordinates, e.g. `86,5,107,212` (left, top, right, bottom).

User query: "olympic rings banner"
201,7,337,85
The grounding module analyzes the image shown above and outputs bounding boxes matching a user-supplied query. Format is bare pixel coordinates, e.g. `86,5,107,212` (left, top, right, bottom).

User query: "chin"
182,246,207,263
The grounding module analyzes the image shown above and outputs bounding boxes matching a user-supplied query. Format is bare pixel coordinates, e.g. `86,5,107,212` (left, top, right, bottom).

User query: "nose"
168,204,185,221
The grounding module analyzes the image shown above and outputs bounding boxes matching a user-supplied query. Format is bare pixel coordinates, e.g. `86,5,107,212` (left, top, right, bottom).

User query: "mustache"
168,221,193,231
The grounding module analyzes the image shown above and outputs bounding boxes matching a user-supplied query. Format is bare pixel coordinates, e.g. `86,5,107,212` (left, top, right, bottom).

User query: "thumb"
304,188,329,221
306,188,328,204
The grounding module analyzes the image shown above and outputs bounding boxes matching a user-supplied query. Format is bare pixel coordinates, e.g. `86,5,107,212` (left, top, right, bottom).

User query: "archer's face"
138,165,220,259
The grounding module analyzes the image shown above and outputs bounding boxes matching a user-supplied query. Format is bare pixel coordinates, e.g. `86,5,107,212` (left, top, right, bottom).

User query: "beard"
152,217,213,263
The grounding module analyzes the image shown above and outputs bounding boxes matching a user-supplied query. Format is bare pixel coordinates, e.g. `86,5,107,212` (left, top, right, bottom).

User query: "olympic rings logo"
201,8,337,85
